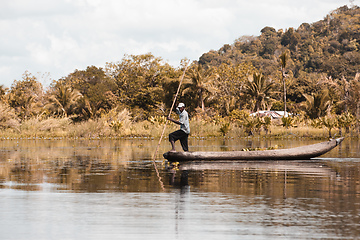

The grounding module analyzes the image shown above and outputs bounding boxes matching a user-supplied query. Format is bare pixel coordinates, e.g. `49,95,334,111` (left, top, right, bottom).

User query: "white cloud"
0,0,352,87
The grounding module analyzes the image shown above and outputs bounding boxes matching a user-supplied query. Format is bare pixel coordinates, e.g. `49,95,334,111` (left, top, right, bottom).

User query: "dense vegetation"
0,5,359,138
199,5,360,115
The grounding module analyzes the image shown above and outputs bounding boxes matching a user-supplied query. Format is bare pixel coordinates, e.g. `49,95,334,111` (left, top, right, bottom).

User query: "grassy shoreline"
0,116,357,140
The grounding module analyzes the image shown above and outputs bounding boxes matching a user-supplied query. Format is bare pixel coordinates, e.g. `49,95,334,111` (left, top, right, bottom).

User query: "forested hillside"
198,5,360,112
200,5,360,81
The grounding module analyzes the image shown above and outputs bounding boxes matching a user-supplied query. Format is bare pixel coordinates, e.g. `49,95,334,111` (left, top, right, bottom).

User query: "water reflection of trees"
0,139,169,192
1,140,360,196
1,154,169,192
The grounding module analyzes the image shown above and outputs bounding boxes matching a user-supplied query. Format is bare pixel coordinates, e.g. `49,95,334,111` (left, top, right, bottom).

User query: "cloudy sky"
0,0,353,87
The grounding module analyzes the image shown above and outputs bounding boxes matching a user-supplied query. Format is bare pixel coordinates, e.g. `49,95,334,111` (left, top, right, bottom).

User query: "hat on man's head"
177,103,185,108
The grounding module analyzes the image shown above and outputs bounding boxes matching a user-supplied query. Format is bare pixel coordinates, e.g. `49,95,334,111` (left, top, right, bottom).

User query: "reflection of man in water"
167,103,190,152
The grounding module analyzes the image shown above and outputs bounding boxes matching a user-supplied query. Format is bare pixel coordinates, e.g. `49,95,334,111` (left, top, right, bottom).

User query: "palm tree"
182,64,218,111
243,72,274,112
280,52,288,116
46,85,82,117
302,89,331,119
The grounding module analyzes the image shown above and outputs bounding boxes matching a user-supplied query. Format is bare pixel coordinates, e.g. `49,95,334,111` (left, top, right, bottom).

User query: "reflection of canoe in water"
163,137,344,162
179,161,336,177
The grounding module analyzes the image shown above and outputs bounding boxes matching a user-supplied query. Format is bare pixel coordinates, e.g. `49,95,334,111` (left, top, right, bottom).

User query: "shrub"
0,102,20,130
281,117,295,129
219,122,231,137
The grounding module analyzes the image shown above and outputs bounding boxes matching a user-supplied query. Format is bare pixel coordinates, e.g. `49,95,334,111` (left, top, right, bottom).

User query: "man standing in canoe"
167,103,190,152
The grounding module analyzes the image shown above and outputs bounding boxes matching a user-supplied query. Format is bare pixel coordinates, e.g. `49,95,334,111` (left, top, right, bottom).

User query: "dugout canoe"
163,137,344,162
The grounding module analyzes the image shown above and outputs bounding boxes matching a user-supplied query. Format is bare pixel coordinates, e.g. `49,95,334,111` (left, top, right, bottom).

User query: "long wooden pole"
151,61,189,191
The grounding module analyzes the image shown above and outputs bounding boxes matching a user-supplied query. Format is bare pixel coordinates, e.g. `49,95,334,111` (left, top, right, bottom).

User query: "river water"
0,137,359,240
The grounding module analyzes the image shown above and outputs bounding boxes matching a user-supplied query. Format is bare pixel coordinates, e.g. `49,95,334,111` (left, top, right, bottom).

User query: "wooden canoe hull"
163,137,344,162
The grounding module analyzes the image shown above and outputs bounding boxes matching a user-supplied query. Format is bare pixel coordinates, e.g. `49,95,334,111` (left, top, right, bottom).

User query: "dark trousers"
169,130,189,151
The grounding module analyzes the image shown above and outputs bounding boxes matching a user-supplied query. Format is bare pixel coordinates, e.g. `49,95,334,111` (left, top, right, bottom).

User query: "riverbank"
0,116,358,140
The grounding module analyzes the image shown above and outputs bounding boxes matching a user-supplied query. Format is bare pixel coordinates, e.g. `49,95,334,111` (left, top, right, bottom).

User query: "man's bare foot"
169,149,176,152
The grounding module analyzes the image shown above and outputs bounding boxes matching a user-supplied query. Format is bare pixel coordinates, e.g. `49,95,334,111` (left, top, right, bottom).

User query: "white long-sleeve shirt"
177,109,190,134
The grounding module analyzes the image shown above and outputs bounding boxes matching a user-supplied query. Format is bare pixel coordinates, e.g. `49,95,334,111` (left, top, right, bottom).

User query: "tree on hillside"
243,72,274,112
281,28,300,51
182,63,218,112
259,26,280,58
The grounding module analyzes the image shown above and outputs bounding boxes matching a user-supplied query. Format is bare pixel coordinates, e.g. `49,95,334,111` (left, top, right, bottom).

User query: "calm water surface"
0,138,360,240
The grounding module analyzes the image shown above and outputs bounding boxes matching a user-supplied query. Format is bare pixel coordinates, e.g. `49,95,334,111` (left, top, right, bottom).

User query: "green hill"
198,5,360,106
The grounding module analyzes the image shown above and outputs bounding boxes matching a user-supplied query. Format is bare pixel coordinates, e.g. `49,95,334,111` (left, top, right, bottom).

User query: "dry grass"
269,125,330,138
0,114,357,140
